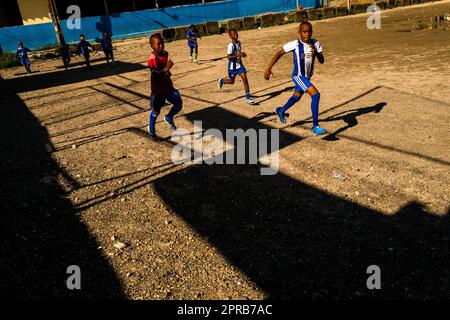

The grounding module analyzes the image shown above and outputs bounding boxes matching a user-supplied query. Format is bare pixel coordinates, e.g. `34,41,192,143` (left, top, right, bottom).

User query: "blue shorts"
228,65,247,80
292,75,313,94
150,88,182,113
188,41,198,49
21,56,30,67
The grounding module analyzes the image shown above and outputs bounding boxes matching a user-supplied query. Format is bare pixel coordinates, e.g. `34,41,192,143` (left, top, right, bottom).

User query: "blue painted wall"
0,0,321,52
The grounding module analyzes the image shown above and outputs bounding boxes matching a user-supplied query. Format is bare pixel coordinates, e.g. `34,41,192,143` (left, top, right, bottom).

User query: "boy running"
264,22,327,135
101,32,115,65
147,33,183,140
78,34,92,69
218,29,255,105
186,25,200,63
15,42,31,73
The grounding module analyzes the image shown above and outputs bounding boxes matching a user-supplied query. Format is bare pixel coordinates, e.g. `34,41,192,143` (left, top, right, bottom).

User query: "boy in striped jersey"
264,22,327,135
218,29,255,105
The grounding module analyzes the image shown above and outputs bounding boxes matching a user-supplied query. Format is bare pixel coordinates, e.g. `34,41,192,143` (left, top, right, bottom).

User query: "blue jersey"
15,47,31,66
78,40,92,57
186,29,199,43
15,47,30,60
101,36,112,51
282,39,323,79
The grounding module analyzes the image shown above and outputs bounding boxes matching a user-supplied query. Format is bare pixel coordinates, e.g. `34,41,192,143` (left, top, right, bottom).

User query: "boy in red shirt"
148,33,183,140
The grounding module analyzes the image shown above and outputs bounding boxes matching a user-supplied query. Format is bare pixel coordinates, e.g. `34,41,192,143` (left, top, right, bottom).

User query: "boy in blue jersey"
186,25,200,63
218,29,255,105
101,32,115,65
78,34,93,69
15,42,31,73
264,22,327,135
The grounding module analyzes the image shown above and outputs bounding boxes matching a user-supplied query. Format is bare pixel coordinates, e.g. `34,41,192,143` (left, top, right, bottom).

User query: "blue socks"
311,92,320,127
149,111,158,133
245,91,251,99
280,95,301,113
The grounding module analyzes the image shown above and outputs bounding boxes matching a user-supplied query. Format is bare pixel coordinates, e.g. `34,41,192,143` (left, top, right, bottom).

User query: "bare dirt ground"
1,1,449,299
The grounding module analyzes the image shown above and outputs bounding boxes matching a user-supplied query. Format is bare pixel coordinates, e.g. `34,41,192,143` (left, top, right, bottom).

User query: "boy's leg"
305,85,327,135
238,72,255,104
165,89,183,131
194,46,198,63
189,47,193,61
218,72,236,90
224,78,235,84
26,59,31,73
85,55,91,68
149,94,164,137
110,50,115,64
275,91,302,124
104,51,109,64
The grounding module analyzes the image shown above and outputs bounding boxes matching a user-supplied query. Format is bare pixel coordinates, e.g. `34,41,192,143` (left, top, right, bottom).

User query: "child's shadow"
249,85,296,119
250,111,290,122
322,102,387,141
291,102,387,140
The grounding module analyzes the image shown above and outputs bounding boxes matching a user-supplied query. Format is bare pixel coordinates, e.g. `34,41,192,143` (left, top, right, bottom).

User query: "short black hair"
228,28,237,34
80,34,85,38
150,33,163,44
299,21,312,30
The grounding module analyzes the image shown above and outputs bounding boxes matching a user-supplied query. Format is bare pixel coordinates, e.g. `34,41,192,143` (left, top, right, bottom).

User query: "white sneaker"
218,78,224,90
246,97,256,105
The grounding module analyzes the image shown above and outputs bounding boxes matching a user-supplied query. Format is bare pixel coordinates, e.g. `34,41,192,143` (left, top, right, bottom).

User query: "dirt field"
1,1,449,299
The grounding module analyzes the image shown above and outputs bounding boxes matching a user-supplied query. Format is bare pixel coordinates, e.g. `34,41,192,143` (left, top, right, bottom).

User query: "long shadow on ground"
0,75,124,299
154,106,449,299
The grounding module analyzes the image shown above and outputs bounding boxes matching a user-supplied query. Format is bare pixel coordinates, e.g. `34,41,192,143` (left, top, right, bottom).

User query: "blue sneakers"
275,107,286,124
312,126,327,135
164,115,177,131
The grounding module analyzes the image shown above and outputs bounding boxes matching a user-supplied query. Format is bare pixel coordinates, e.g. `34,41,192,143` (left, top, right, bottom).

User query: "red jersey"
148,50,173,95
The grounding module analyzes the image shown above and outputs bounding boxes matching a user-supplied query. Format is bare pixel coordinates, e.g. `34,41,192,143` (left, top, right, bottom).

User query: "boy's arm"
311,41,324,64
161,59,174,74
316,51,324,64
264,49,286,80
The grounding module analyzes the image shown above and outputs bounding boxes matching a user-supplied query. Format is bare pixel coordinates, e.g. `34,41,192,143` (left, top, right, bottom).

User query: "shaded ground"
0,1,449,299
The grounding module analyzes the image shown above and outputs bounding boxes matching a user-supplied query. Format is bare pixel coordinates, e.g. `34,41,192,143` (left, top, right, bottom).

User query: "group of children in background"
15,31,114,73
15,21,327,141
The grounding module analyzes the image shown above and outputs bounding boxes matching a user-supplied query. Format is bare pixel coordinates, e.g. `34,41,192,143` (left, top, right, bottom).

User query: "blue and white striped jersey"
283,39,323,79
227,40,243,71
